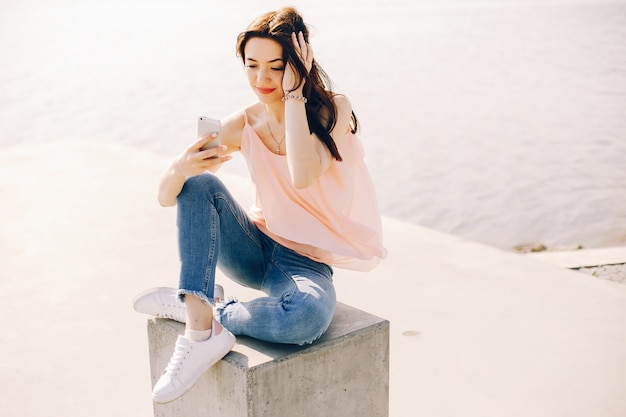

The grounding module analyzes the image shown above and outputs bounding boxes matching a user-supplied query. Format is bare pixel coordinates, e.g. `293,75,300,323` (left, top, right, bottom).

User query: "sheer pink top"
240,115,387,271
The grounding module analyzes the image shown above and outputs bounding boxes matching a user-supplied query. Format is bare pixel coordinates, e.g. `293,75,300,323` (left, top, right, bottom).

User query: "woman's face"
243,37,285,104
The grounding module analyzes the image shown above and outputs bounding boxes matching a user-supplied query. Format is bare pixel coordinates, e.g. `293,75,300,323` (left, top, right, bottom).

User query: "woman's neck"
264,102,285,124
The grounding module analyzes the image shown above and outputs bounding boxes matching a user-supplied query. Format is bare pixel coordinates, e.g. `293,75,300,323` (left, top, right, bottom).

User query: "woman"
133,7,386,404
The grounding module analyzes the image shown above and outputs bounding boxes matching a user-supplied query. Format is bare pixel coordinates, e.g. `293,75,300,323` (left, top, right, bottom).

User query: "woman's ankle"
184,327,213,342
185,294,214,330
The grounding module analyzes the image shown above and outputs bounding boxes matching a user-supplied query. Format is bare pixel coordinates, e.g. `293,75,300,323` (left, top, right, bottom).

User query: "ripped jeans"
176,173,336,345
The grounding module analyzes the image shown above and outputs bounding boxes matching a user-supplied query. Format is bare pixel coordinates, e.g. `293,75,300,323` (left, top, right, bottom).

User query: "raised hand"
283,31,314,92
292,31,314,73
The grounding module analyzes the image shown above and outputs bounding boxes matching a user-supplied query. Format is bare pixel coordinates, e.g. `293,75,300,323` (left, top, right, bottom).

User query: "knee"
281,293,336,345
178,173,225,203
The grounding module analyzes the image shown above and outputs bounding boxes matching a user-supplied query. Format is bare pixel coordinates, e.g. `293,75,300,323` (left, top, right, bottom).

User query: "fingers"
192,132,218,150
198,144,227,160
305,42,314,67
291,31,313,70
200,149,231,173
192,145,231,174
189,138,228,164
291,32,301,60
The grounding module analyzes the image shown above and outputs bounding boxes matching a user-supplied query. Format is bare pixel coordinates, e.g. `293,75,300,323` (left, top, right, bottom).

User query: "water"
1,0,625,250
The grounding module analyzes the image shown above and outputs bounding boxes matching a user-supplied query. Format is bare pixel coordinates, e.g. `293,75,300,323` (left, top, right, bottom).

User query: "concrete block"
147,302,389,417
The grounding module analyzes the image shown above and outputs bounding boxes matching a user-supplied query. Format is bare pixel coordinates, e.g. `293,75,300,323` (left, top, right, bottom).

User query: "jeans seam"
202,204,218,296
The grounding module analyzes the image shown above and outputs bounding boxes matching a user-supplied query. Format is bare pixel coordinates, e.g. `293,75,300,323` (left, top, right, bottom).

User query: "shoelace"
158,302,185,321
164,341,193,377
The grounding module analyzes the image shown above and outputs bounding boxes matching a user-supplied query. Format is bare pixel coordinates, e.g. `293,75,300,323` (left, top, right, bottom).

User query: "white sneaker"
132,287,186,323
132,285,225,323
152,319,236,403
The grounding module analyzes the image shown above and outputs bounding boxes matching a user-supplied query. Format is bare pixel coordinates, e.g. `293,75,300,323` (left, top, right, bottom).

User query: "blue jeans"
176,173,336,345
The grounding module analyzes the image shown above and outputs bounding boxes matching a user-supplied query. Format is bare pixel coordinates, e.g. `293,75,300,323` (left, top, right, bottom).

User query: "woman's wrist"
283,86,306,101
283,93,307,104
283,84,303,95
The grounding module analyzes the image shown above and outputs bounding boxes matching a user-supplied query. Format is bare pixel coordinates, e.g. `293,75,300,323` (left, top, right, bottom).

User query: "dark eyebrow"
246,58,284,64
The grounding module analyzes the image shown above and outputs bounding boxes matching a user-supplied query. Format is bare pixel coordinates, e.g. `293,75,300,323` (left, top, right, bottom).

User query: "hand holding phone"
197,116,221,151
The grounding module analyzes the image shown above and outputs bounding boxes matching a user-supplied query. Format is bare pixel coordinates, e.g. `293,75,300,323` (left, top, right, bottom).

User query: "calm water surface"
2,0,625,250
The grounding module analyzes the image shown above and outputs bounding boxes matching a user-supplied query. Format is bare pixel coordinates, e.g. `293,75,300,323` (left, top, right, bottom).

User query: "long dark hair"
236,7,358,161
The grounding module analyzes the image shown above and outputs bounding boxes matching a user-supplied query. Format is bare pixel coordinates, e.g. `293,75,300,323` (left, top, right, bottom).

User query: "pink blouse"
240,118,387,271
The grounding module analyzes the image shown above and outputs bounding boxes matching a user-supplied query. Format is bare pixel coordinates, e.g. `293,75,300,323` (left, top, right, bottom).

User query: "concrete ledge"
148,302,390,417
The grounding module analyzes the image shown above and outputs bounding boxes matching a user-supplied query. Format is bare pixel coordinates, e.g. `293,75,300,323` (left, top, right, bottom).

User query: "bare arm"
285,92,352,188
284,32,352,188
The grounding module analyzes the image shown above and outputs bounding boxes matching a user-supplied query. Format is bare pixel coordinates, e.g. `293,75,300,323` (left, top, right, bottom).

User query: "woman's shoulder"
242,102,265,126
332,93,352,109
328,93,354,140
332,93,352,122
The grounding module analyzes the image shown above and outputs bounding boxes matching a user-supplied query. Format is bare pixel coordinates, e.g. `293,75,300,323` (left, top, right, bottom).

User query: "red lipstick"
257,87,276,95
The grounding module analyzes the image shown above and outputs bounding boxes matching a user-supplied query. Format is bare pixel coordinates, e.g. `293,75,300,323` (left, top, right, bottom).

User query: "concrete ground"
1,141,626,417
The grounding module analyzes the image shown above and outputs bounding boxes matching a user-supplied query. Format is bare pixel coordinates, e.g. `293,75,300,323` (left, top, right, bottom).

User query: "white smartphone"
197,116,221,151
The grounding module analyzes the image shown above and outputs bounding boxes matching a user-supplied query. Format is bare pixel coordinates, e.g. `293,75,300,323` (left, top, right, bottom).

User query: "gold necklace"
265,107,285,154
